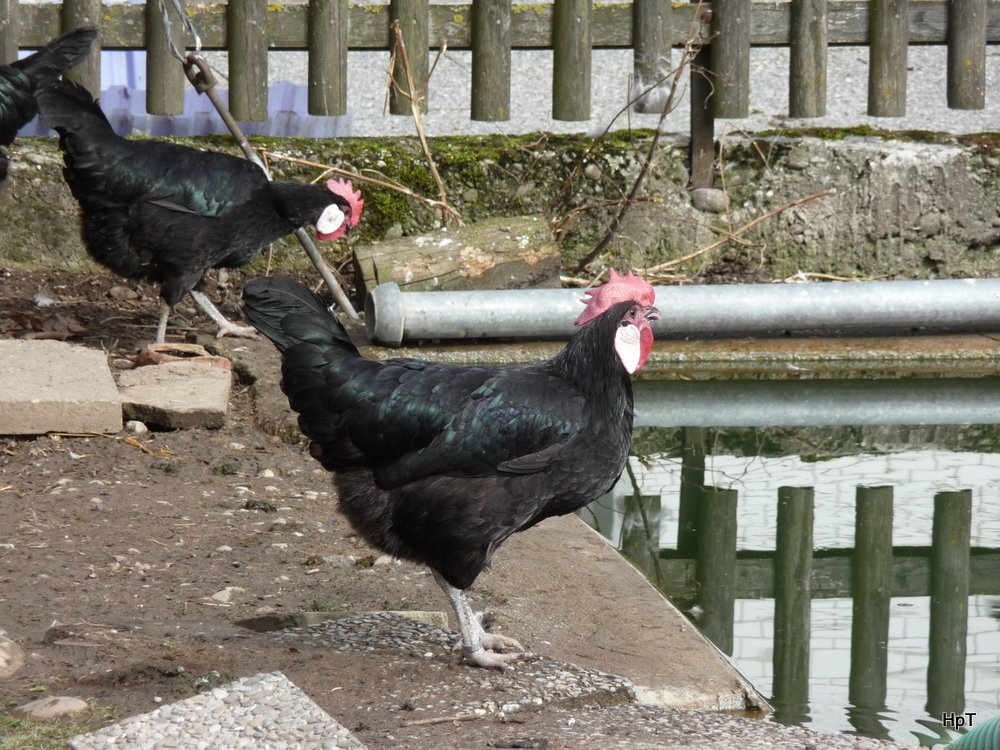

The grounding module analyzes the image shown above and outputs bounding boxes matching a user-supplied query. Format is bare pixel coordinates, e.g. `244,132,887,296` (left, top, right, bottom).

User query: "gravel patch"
250,45,1000,138
69,672,367,750
272,611,635,716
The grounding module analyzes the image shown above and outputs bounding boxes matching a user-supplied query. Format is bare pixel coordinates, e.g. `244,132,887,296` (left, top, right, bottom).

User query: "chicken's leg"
155,300,171,343
432,570,529,670
190,290,259,340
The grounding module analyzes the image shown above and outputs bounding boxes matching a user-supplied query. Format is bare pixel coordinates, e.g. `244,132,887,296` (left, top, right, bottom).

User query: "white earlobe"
317,205,346,235
615,324,641,374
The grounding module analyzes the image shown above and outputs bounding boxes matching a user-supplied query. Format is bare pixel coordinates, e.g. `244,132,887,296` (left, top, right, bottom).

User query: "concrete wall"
3,132,998,281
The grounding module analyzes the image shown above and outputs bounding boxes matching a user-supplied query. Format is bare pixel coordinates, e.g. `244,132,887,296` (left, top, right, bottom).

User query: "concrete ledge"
0,340,121,435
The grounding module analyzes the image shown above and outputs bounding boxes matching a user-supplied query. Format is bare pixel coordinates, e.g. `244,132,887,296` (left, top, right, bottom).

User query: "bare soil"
0,267,666,749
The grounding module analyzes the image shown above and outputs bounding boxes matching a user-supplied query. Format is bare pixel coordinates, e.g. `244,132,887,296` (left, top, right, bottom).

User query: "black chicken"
243,271,659,669
37,79,363,343
0,27,96,183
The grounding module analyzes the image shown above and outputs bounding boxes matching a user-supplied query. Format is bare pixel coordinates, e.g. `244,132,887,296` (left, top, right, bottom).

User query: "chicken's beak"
645,306,660,321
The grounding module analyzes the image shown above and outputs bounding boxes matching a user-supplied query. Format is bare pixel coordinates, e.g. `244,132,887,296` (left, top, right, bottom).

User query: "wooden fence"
3,1,1000,184
616,481,992,727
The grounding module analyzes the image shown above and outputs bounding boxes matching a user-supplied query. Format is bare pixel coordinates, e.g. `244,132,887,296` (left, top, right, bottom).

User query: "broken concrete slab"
116,361,232,430
0,339,121,435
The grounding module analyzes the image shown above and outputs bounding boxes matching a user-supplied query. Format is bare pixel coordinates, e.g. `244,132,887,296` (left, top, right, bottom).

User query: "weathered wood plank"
552,0,591,121
689,45,715,189
659,550,1000,600
12,2,1000,49
926,490,971,716
307,0,348,116
227,0,269,121
696,486,738,654
471,0,511,121
0,0,20,63
712,0,752,118
947,0,987,109
676,426,706,557
849,486,893,711
632,0,672,113
390,0,428,116
61,0,100,92
772,486,813,723
145,0,186,115
352,216,561,295
789,0,827,117
868,0,909,117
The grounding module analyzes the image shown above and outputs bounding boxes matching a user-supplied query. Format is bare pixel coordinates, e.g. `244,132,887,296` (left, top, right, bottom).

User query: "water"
583,380,1000,747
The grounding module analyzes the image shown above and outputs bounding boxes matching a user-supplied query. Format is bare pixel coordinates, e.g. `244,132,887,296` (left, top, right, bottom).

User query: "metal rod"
366,279,1000,345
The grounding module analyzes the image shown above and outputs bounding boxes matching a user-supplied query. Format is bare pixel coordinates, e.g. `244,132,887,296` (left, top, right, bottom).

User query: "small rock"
691,187,730,213
0,635,25,679
209,586,246,604
124,420,148,434
583,163,602,180
12,695,88,720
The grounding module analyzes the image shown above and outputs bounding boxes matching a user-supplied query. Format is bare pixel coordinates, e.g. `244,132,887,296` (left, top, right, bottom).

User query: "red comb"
326,178,364,227
575,269,656,326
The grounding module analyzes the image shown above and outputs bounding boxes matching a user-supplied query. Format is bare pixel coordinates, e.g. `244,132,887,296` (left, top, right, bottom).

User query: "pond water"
583,378,1000,747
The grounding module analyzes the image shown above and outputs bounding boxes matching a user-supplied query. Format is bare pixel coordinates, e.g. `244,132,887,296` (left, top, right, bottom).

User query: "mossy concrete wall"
2,130,999,282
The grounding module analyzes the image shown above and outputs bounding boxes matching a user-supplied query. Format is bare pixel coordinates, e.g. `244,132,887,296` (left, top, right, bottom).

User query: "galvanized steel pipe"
366,279,1000,345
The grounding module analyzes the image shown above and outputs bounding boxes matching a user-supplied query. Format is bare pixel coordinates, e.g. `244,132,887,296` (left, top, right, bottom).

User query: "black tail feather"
242,276,357,355
14,27,97,89
36,78,109,134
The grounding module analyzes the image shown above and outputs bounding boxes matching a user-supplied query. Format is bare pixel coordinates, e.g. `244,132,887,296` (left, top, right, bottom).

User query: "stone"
0,340,122,435
116,361,232,430
209,586,246,604
690,187,729,213
0,635,25,679
13,695,89,720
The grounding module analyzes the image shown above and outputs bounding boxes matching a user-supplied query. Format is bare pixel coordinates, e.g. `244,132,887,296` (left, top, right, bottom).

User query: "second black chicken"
37,79,363,342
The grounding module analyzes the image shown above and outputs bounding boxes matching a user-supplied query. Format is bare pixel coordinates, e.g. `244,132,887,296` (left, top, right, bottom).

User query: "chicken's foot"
190,290,259,340
432,570,531,671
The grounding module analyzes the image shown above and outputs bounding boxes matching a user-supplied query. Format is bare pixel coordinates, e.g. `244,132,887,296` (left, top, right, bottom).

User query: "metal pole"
367,279,1000,345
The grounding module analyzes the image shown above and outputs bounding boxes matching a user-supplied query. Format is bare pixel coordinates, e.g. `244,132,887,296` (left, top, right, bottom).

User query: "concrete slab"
69,671,367,750
0,340,121,435
489,514,769,711
116,361,232,430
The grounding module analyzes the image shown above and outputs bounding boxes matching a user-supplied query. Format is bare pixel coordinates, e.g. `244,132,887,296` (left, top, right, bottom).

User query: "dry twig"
50,433,175,458
388,22,463,228
262,152,463,226
400,714,483,728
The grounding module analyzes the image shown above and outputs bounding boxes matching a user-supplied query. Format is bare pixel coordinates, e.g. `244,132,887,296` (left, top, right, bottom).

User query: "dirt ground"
0,266,699,749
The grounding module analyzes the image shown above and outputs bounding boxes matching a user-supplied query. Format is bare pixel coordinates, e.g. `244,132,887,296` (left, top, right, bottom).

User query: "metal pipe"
366,279,1000,345
633,378,1000,427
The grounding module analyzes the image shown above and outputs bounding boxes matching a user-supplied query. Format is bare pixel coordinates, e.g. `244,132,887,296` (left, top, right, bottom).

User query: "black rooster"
243,271,659,669
37,80,363,342
0,27,96,183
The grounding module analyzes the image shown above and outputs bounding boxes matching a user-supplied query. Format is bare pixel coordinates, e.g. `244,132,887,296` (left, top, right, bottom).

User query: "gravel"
69,671,367,750
217,45,1000,138
69,613,911,750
